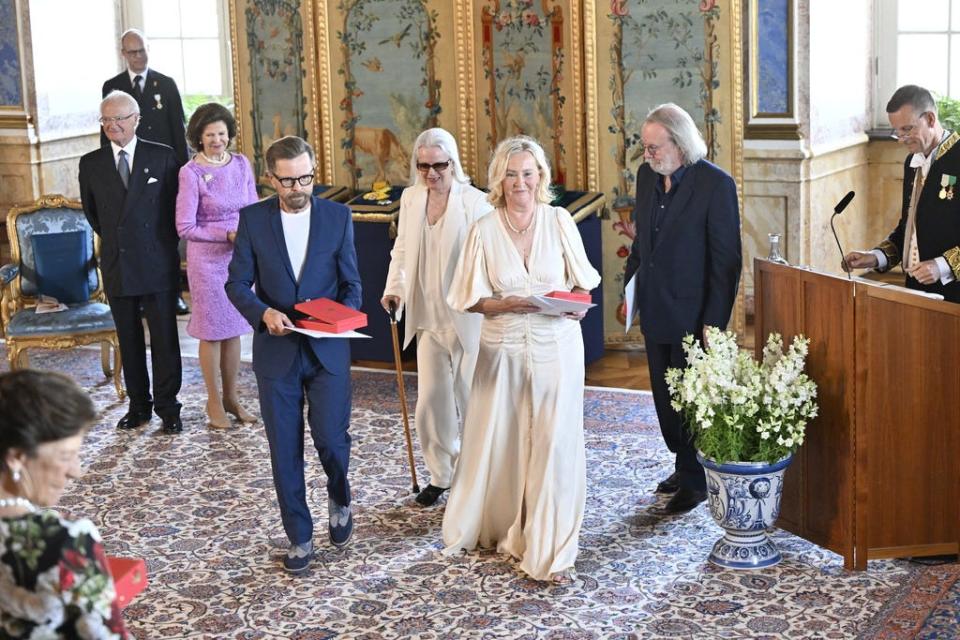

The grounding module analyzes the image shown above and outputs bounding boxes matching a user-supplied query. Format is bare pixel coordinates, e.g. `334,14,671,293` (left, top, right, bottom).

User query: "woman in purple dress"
176,103,259,429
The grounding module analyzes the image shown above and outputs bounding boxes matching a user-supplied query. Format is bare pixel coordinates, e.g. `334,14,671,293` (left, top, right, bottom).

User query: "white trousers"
415,329,475,488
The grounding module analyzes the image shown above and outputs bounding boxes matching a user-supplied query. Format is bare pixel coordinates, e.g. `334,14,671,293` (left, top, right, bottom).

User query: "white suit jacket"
383,180,493,349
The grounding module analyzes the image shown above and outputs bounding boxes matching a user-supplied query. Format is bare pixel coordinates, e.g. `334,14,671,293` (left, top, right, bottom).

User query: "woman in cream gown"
442,136,601,582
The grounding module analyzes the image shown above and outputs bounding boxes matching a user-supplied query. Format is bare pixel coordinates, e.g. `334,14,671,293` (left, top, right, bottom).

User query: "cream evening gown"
442,204,601,580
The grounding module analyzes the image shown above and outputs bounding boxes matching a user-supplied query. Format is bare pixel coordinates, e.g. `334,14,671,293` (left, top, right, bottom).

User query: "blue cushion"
5,302,115,337
31,230,90,304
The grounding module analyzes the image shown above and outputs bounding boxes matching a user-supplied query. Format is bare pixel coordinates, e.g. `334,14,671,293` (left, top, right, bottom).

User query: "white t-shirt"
280,205,311,282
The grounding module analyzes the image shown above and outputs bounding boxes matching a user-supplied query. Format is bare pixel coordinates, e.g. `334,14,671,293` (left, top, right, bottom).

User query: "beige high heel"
224,399,257,424
206,401,232,429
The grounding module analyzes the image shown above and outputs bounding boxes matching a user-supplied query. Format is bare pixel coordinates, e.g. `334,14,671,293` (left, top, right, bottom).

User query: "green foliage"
936,94,960,133
182,95,234,122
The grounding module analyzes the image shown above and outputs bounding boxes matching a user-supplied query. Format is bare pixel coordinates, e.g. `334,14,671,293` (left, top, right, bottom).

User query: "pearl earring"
12,469,20,483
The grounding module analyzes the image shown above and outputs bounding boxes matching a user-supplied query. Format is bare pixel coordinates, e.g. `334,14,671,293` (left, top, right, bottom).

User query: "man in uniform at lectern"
843,84,960,303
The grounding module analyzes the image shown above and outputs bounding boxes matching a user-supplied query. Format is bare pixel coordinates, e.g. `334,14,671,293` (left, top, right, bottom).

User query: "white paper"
35,295,67,314
289,326,371,339
523,295,596,316
624,272,637,332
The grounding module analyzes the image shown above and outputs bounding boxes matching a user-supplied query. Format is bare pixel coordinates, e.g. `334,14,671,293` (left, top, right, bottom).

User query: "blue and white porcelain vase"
697,453,793,569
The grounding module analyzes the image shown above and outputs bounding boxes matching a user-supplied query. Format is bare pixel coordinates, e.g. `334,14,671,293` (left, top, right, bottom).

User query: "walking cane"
388,302,420,493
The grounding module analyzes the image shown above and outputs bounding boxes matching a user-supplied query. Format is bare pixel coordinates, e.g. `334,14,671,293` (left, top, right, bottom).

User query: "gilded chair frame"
3,194,124,398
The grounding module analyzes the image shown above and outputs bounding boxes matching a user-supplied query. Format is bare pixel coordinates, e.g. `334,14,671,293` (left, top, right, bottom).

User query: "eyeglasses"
891,112,929,139
642,142,671,156
273,173,315,188
98,113,139,125
123,48,147,56
416,161,451,173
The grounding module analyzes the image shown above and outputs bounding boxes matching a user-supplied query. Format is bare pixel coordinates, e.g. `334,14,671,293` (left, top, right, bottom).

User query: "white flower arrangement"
665,326,818,464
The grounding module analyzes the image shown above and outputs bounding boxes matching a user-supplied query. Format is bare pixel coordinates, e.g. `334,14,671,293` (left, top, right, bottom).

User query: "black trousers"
108,290,182,420
644,337,705,492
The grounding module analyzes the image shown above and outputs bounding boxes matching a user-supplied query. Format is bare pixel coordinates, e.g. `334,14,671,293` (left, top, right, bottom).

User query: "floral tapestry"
231,0,317,182
588,0,741,343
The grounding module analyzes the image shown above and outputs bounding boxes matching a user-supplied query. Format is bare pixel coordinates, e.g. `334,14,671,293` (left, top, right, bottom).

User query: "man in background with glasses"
102,28,191,315
843,84,960,303
226,136,362,573
79,90,184,435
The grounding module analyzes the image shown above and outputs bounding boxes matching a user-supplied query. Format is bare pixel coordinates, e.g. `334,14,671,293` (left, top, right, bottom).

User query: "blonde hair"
486,136,554,209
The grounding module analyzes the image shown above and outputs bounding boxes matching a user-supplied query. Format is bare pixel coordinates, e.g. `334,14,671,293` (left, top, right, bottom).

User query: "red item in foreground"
294,297,368,333
545,290,592,304
107,557,147,608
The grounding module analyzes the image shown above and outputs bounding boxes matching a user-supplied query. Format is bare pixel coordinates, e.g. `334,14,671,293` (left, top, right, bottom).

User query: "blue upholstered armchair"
1,194,124,398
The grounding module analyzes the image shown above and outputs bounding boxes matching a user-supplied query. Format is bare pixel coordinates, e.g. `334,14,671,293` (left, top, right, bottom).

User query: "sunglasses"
416,161,451,173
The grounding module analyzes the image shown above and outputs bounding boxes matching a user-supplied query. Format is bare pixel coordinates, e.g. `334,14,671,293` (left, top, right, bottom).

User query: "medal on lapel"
939,173,956,200
154,94,163,110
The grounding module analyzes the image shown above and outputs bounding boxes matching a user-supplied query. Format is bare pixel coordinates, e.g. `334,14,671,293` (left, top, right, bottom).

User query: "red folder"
545,290,592,304
294,298,367,333
107,557,147,608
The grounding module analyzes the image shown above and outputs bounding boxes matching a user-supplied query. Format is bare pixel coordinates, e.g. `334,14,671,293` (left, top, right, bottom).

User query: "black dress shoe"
649,487,707,516
175,296,190,315
415,484,449,507
117,410,151,430
161,416,183,434
655,471,680,494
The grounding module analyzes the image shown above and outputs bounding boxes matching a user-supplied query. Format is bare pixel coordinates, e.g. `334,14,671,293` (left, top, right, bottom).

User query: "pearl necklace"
0,496,37,513
199,151,229,166
502,209,535,235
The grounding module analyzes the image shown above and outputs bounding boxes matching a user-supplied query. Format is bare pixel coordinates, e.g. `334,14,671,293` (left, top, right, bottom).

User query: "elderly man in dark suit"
624,103,742,516
102,28,190,315
79,90,184,434
226,136,362,574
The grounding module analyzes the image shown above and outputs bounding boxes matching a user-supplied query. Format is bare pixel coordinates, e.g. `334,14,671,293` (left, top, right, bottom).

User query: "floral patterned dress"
0,511,127,639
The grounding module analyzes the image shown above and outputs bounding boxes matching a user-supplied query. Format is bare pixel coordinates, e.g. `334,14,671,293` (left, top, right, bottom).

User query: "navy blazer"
624,159,742,343
226,196,362,378
78,138,181,297
102,69,188,166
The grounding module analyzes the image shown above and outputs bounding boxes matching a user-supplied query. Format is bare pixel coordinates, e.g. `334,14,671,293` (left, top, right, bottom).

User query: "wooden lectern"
754,259,960,569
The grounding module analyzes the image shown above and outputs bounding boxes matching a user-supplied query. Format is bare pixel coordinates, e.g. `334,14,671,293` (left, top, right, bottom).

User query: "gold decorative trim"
744,123,802,140
0,113,31,129
731,0,746,338
567,192,605,223
455,0,478,181
303,0,321,156
944,246,960,280
313,0,336,185
936,131,960,161
877,239,900,270
228,1,243,156
568,0,584,190
582,1,599,192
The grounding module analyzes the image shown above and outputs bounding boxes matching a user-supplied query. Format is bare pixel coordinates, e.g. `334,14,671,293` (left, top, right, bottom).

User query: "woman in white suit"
381,128,494,506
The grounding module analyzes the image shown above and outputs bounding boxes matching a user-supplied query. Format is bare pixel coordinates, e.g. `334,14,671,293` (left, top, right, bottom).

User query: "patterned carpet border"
3,345,958,639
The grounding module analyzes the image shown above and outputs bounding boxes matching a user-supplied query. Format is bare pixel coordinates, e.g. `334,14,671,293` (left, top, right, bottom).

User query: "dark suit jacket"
78,139,181,297
624,159,742,343
101,69,188,166
875,133,960,303
225,196,362,378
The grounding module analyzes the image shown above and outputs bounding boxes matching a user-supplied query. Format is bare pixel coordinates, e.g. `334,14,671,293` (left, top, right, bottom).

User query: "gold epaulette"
877,239,900,271
936,131,960,161
945,246,960,280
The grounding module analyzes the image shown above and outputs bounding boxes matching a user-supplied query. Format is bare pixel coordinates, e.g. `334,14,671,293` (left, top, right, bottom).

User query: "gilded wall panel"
231,0,319,183
316,0,459,190
585,0,742,343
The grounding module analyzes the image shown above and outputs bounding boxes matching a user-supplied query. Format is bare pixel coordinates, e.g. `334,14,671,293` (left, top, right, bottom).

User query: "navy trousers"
644,337,706,492
256,340,352,545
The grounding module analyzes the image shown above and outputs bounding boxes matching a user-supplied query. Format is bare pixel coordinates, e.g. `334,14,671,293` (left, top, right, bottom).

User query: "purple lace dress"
176,153,259,340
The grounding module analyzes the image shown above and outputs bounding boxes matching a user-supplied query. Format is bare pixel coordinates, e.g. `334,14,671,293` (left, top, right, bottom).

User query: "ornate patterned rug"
7,346,959,639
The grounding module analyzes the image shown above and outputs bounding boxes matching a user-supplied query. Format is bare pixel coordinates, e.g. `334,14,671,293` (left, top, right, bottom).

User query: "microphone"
831,191,855,279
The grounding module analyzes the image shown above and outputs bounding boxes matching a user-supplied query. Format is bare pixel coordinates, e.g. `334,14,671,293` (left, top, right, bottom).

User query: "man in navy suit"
226,136,362,573
79,90,184,434
102,28,191,316
624,103,741,516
